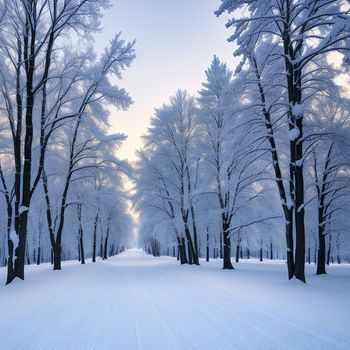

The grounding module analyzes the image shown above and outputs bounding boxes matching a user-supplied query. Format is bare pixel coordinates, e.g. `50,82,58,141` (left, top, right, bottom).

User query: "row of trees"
0,0,134,284
135,0,350,282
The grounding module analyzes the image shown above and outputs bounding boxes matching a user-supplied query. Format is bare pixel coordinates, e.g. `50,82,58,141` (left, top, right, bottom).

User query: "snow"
0,249,349,350
288,128,300,141
295,159,303,167
19,206,29,214
9,231,18,249
292,104,304,118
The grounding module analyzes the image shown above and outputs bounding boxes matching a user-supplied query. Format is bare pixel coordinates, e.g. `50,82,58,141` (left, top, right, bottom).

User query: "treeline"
0,0,134,284
134,0,350,283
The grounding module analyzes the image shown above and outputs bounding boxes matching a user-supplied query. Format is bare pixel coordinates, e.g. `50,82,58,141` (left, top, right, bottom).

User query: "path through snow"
0,249,349,350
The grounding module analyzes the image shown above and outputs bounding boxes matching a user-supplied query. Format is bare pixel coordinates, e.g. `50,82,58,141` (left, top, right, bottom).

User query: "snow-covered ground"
0,249,349,350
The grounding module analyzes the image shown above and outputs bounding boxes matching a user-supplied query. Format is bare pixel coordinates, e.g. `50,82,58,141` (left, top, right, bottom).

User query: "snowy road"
0,249,349,350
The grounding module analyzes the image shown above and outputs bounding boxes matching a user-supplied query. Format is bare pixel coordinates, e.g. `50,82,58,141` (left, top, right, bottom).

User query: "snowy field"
0,249,349,350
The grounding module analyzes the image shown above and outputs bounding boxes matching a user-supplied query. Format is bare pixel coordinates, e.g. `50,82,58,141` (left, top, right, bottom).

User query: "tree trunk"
235,241,240,263
78,205,85,265
184,225,198,265
285,209,295,279
187,240,193,264
270,241,273,260
316,206,327,274
103,224,110,260
36,245,41,265
206,228,209,262
92,212,98,263
317,232,326,274
326,245,331,265
53,244,61,270
80,231,85,265
177,237,187,264
294,139,306,282
222,224,234,270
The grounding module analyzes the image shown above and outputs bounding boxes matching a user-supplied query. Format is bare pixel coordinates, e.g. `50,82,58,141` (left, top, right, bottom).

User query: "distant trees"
0,0,135,284
135,91,200,265
135,58,287,271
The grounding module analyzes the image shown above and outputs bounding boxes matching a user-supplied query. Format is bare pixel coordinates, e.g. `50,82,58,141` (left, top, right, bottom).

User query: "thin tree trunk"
223,223,233,269
92,212,99,263
103,223,110,260
235,241,240,263
78,204,85,265
206,227,209,262
270,241,273,260
317,230,326,274
179,237,188,264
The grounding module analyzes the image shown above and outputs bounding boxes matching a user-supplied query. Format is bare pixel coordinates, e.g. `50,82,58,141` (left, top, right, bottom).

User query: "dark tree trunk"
317,231,326,275
103,224,110,260
206,228,209,262
316,186,327,274
184,225,198,265
270,242,273,260
80,233,85,264
187,240,193,264
326,245,331,266
36,230,41,265
53,244,61,270
78,205,85,265
235,241,240,263
292,126,306,282
285,210,295,280
222,224,233,270
92,212,98,263
177,237,188,264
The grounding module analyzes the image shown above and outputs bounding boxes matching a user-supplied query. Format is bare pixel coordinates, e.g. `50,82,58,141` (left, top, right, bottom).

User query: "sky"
94,0,238,162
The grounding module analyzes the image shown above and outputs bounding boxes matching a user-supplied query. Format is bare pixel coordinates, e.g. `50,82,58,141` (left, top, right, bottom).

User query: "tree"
216,0,350,282
135,91,200,265
0,0,112,283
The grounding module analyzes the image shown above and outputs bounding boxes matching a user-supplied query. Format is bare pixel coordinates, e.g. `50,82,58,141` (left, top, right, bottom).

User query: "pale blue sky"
95,0,238,161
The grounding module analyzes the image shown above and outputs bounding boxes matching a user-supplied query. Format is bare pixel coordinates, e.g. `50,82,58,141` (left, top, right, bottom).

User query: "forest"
0,1,350,349
134,1,350,284
0,0,349,287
